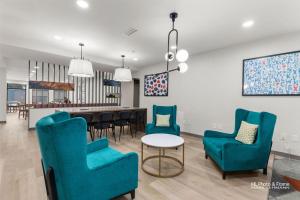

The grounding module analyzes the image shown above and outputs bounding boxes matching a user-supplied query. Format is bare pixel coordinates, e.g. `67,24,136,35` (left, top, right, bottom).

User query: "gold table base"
141,143,184,178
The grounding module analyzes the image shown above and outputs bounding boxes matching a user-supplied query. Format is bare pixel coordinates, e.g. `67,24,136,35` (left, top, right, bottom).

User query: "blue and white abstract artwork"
243,51,300,96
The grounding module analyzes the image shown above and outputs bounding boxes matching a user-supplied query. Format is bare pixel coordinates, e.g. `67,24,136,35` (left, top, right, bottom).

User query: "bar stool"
130,110,146,137
94,112,116,142
114,111,133,141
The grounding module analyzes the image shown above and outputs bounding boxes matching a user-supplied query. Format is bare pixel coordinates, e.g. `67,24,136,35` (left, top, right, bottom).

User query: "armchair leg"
130,190,135,199
205,153,208,159
222,172,226,180
263,168,267,175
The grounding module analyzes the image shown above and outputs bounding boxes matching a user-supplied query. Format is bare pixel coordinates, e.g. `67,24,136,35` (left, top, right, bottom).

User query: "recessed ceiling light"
53,35,62,40
32,70,36,73
133,58,138,61
76,0,89,9
242,20,254,28
171,45,177,50
34,66,39,69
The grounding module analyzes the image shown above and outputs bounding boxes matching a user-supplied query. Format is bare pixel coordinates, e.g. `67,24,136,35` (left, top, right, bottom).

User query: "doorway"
133,79,140,107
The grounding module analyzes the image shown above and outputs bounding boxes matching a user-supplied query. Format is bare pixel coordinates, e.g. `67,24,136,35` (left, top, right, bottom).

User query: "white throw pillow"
235,121,258,144
156,114,170,127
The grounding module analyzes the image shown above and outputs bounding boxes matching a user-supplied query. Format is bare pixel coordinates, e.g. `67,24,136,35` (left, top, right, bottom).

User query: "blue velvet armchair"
203,108,276,179
35,112,138,200
145,105,180,135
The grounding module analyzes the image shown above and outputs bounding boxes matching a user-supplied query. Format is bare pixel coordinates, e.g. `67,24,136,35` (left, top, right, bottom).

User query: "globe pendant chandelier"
165,12,189,73
68,43,94,77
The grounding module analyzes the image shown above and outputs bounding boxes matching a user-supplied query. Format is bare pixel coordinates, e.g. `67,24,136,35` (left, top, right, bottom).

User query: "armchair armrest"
173,124,180,135
204,130,235,138
87,138,109,153
173,124,180,133
145,123,155,134
86,152,138,198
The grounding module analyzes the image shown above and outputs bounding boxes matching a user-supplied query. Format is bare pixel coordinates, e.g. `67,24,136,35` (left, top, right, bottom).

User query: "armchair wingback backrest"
35,111,88,200
234,108,277,148
152,105,177,126
257,112,277,149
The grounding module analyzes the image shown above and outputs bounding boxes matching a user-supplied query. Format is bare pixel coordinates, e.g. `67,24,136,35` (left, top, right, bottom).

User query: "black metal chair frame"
114,111,133,141
130,110,146,137
94,112,116,142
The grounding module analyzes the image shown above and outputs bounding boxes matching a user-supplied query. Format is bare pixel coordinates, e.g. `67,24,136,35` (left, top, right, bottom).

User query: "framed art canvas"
29,81,74,91
243,50,300,96
144,72,168,96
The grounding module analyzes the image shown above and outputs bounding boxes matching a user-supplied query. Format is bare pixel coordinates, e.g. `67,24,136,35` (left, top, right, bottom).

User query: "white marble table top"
141,134,184,148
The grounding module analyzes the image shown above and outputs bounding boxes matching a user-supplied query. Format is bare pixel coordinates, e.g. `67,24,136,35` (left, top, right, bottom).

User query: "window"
32,89,49,104
7,83,26,104
53,90,66,103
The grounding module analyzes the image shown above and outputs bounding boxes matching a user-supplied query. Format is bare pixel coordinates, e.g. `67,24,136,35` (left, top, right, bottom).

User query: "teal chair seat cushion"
87,147,124,170
203,137,241,159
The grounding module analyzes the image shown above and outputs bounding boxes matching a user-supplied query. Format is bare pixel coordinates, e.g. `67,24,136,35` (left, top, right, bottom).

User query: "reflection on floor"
268,158,300,199
0,113,272,200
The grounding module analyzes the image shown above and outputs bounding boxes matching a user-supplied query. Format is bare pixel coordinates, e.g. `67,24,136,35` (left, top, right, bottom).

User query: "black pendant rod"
121,55,125,68
166,12,179,72
79,43,84,59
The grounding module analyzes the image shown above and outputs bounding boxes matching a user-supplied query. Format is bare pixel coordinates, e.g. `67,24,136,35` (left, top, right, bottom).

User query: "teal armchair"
203,108,276,179
145,105,180,135
35,112,138,200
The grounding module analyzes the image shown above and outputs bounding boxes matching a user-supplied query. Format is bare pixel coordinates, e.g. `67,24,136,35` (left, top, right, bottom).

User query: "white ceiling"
1,0,300,71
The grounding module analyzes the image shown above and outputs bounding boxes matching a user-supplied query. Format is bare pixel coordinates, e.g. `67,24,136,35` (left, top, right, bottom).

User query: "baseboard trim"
28,127,35,131
181,131,203,138
181,131,300,160
0,121,6,124
272,150,300,160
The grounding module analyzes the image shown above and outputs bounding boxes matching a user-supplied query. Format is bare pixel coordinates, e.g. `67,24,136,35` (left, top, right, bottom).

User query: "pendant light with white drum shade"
113,55,132,82
68,43,94,77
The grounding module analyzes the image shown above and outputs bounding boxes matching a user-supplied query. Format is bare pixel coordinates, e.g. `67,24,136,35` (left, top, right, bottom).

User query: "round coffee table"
141,134,184,178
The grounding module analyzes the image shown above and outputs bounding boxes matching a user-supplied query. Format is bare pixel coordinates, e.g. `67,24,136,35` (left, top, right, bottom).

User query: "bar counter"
57,106,146,114
29,106,147,129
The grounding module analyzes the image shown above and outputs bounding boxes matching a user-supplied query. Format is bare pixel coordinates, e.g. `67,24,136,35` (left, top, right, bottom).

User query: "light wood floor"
0,113,274,200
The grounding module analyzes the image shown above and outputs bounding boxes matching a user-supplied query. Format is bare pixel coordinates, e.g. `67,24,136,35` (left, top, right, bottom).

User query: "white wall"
121,82,134,107
0,67,7,122
135,32,300,156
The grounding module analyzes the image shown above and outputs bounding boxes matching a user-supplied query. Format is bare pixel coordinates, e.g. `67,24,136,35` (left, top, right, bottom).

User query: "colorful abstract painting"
144,72,168,96
243,51,300,96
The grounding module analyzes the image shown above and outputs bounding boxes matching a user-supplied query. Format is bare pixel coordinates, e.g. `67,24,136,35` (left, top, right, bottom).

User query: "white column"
0,63,7,122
